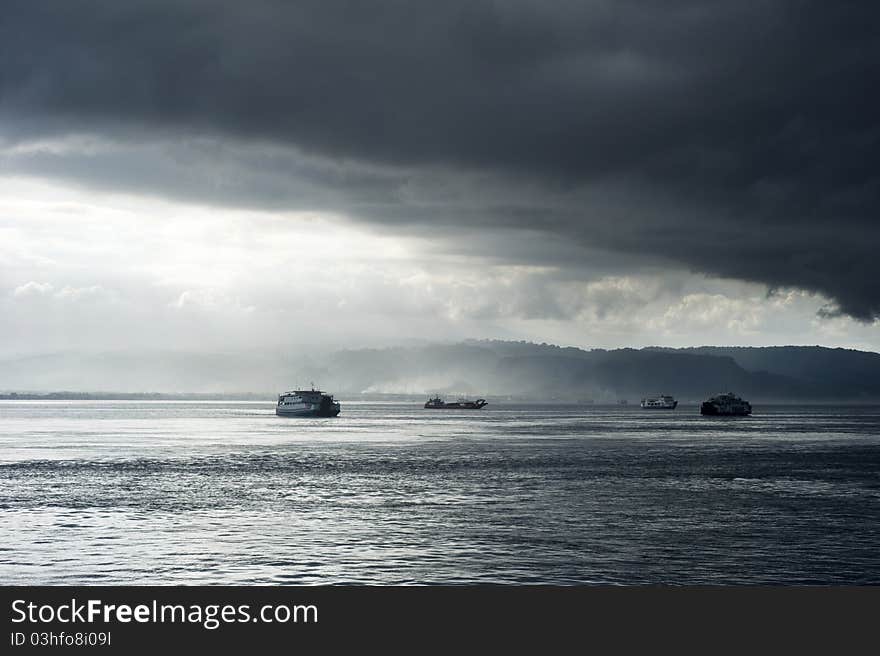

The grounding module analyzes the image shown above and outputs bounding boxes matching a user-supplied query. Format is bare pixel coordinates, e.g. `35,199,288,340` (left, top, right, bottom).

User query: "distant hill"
2,341,879,401
308,341,880,402
645,346,880,399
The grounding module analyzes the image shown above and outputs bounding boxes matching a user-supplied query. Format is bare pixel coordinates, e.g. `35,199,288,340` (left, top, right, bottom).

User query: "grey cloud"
1,0,879,318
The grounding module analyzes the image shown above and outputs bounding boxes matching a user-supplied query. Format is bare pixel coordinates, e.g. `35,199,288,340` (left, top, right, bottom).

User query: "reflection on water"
1,401,879,584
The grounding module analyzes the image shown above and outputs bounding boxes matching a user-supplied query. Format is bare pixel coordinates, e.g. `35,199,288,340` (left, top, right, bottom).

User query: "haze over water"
1,401,878,585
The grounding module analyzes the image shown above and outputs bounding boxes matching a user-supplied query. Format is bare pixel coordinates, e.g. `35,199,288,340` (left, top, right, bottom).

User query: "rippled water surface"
1,401,879,584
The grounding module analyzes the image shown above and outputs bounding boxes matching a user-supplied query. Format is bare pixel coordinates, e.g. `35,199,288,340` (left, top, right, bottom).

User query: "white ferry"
276,387,340,417
640,395,678,409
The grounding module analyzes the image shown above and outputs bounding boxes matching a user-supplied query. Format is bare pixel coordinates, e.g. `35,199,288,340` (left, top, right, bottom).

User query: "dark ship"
700,392,752,416
424,396,488,409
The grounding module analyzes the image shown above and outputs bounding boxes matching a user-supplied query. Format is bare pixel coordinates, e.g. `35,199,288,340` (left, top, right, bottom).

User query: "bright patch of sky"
2,176,878,357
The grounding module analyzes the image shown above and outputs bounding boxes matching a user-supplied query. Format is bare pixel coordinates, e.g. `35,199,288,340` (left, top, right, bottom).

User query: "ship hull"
276,406,340,417
700,402,750,416
424,400,488,409
641,402,678,409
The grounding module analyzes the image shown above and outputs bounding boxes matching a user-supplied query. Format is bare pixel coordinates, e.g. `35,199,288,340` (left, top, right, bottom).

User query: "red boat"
424,396,488,409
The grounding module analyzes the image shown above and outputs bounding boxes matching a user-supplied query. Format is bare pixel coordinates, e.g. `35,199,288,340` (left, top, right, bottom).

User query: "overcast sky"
2,0,879,357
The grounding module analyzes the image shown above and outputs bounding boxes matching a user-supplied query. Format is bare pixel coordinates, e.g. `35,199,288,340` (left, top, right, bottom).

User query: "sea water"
1,401,878,584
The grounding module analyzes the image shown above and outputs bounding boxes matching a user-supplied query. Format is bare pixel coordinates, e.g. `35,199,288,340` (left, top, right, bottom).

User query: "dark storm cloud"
1,0,879,318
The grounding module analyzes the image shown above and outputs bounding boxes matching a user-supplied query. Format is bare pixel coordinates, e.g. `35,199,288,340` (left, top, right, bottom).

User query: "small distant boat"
276,387,340,417
617,399,628,406
700,392,751,416
424,396,487,409
641,395,678,409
